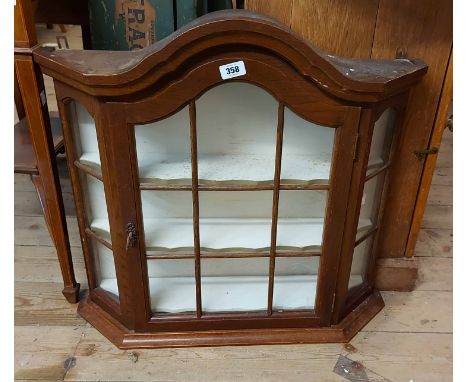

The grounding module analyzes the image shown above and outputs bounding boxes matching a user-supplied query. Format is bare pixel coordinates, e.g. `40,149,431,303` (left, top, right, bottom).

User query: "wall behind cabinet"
245,0,452,263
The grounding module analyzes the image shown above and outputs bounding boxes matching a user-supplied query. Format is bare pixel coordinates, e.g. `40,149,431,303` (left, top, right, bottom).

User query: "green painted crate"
89,0,233,51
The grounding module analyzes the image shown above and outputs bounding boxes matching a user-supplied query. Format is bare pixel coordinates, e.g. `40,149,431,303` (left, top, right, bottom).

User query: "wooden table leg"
15,54,80,303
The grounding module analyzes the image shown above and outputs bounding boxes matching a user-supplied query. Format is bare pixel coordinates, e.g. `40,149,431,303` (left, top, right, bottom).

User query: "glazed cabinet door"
56,88,149,329
122,80,361,330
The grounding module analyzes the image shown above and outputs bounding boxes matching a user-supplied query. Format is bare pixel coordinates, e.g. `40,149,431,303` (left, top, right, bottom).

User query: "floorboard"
414,228,453,257
67,328,345,382
15,325,86,381
347,332,452,382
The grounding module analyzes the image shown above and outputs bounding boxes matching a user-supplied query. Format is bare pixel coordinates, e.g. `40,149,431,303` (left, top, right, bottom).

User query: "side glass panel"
67,101,118,298
348,237,374,289
79,172,111,242
356,172,386,241
367,109,396,173
70,102,101,175
348,108,396,291
92,241,119,297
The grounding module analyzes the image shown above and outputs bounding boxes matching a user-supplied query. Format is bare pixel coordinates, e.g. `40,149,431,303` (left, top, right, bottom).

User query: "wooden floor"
15,25,453,382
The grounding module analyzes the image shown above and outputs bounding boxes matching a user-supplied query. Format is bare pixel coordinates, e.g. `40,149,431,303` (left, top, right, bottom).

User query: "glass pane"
273,257,319,310
141,191,194,254
69,101,101,173
356,172,386,241
348,110,395,291
92,240,119,297
79,172,111,242
196,83,277,185
135,106,191,186
368,109,396,172
67,101,117,296
201,258,269,312
349,172,386,290
277,190,327,251
199,191,272,252
348,236,374,290
148,259,196,313
281,107,335,184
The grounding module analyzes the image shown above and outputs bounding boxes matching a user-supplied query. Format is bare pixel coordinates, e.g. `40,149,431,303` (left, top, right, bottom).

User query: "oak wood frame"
35,10,427,348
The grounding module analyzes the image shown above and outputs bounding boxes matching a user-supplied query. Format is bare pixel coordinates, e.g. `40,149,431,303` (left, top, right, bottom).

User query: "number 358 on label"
219,61,247,80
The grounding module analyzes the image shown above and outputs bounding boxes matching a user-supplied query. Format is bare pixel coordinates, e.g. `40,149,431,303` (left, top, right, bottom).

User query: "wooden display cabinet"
34,10,427,348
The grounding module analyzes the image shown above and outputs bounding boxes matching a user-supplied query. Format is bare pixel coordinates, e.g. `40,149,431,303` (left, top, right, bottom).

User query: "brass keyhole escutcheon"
126,223,137,250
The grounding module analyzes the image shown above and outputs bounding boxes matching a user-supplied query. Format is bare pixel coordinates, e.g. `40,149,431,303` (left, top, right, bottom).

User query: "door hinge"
446,114,453,132
414,147,439,160
353,135,360,161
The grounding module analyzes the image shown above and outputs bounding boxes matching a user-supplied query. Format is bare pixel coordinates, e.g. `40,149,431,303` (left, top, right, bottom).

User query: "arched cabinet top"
34,10,427,103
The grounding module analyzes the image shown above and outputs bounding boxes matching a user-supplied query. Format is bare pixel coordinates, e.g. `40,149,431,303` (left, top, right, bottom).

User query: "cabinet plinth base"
375,258,418,291
77,290,384,349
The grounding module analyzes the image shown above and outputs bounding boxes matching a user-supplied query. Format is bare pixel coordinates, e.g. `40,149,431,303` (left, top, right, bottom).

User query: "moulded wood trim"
78,290,384,349
33,10,427,102
54,81,99,120
119,54,347,127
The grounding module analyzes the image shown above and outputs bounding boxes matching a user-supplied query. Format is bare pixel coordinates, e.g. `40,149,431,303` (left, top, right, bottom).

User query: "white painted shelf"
79,152,331,185
79,152,387,186
89,218,373,253
143,217,325,252
138,153,331,185
89,218,111,243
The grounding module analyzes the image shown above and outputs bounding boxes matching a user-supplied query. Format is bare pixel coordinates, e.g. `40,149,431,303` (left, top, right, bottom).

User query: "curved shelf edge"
85,227,113,251
74,159,103,181
75,157,330,190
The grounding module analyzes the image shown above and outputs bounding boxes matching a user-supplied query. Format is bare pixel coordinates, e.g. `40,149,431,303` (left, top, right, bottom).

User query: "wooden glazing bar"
146,250,321,260
189,101,202,318
74,160,103,181
146,254,195,260
139,183,329,191
140,184,192,191
280,184,329,190
84,227,113,251
267,103,285,315
354,226,378,247
275,251,321,257
151,309,317,321
199,184,272,191
365,162,391,182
